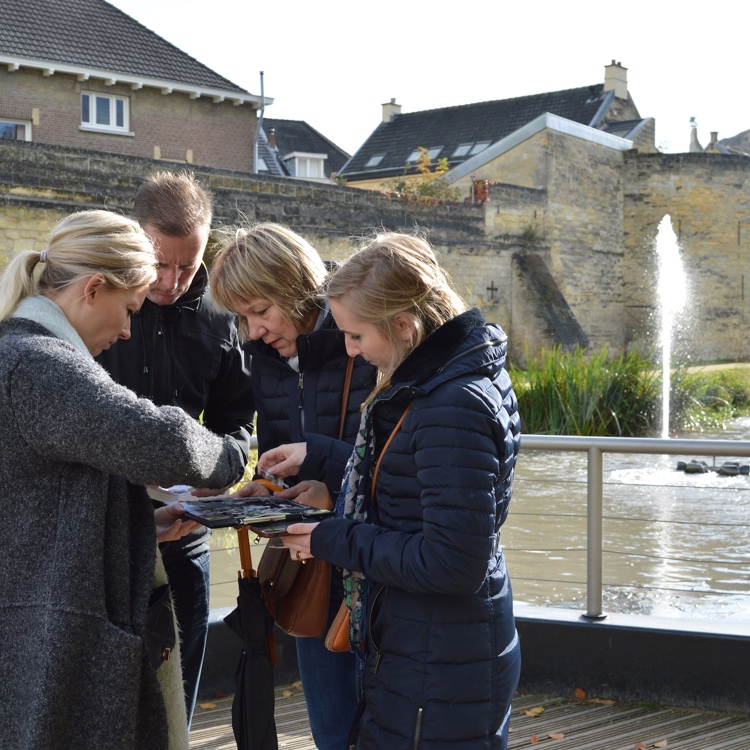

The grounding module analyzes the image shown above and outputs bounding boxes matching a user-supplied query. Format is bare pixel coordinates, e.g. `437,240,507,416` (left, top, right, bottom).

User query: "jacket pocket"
367,583,390,674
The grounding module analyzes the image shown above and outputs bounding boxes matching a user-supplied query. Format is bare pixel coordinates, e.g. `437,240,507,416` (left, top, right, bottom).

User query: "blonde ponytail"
0,210,157,322
0,250,47,321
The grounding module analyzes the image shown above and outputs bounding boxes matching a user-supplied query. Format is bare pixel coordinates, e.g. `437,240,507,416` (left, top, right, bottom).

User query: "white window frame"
469,140,491,155
0,117,32,141
406,146,443,163
283,151,327,179
365,153,386,168
80,91,132,135
451,143,473,157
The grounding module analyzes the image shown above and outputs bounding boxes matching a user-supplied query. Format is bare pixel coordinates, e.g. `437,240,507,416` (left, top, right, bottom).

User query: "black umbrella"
223,527,278,750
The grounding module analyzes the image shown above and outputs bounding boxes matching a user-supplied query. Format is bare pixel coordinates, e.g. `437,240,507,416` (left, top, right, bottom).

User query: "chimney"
268,127,276,149
382,98,401,123
689,117,702,152
603,60,628,100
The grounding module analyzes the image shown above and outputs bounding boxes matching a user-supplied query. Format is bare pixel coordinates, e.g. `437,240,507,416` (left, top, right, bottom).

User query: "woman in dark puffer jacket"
210,224,377,750
265,232,522,749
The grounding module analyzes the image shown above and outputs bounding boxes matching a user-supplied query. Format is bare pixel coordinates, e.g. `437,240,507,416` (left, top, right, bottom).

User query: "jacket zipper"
413,707,424,749
435,336,506,374
298,371,305,431
367,584,388,674
146,307,163,400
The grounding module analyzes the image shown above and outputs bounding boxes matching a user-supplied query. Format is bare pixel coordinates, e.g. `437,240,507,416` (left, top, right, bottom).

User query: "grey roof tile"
341,84,608,179
262,118,350,177
0,0,248,93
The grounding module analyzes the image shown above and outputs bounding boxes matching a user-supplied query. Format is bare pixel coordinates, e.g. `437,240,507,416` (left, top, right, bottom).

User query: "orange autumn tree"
384,147,461,204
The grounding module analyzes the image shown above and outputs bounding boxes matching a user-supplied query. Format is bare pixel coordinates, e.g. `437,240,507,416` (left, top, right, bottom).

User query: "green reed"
512,347,750,436
511,346,660,436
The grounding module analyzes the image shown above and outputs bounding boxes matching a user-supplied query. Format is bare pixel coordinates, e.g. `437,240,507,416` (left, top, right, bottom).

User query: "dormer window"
283,151,327,179
80,92,130,134
365,153,386,168
406,146,443,162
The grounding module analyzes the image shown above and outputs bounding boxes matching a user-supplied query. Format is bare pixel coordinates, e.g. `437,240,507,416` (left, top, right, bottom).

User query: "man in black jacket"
97,171,254,727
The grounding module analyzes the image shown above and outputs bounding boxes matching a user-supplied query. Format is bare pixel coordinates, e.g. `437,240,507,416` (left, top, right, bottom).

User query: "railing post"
584,446,607,620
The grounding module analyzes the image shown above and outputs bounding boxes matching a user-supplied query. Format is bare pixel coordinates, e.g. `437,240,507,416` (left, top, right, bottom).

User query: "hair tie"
39,250,48,263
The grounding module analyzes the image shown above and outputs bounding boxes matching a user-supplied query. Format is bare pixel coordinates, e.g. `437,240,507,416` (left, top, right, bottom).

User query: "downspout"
253,71,265,174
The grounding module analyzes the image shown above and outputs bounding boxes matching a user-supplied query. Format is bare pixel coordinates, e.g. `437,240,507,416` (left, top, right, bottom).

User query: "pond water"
507,418,750,623
208,420,750,624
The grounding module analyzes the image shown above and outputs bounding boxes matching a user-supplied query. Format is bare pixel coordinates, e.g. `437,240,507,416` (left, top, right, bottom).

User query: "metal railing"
520,435,750,619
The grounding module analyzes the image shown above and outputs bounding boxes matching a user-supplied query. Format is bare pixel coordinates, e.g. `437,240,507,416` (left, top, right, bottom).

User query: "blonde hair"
0,210,157,322
326,232,467,396
210,223,328,340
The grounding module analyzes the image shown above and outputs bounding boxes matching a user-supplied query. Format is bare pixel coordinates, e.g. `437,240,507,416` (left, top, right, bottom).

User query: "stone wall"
0,139,526,334
473,129,627,353
5,138,750,366
622,152,750,362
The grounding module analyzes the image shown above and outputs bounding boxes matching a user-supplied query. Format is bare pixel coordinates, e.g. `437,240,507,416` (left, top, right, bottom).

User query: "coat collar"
391,308,489,386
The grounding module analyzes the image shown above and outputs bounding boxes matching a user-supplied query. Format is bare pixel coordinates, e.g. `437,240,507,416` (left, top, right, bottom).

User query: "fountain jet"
656,215,687,438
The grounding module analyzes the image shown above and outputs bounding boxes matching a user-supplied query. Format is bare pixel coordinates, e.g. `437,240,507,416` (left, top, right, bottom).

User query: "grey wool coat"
0,317,244,750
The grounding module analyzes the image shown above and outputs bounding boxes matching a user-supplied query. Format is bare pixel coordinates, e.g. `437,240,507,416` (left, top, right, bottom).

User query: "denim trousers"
296,591,357,750
164,549,211,729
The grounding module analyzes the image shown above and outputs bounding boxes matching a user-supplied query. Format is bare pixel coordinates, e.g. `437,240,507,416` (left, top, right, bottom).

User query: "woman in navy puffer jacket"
210,224,378,750
267,233,522,749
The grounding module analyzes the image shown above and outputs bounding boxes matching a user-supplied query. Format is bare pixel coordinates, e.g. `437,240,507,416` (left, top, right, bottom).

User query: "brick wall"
0,67,256,172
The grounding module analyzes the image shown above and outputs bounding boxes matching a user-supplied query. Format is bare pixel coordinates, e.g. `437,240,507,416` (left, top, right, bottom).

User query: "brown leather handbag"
257,357,355,638
259,538,331,637
325,401,412,652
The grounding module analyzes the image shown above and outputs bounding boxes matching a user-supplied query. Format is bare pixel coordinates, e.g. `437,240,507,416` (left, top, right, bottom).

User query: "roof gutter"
588,89,615,128
0,54,270,106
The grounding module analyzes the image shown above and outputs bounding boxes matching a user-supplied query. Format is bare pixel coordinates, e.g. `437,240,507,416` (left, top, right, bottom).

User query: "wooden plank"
191,687,750,750
190,685,316,750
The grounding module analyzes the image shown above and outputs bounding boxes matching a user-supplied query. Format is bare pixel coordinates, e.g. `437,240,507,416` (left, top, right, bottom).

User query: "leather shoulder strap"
371,402,412,498
338,356,355,441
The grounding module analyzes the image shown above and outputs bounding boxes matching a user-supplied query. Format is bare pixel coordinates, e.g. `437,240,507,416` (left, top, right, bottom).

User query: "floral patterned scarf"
334,398,377,656
335,396,413,657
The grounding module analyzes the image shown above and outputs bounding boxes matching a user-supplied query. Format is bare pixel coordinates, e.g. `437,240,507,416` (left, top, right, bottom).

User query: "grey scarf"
12,295,91,359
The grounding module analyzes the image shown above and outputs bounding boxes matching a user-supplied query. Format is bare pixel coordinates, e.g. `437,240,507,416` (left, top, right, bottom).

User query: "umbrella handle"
236,526,255,579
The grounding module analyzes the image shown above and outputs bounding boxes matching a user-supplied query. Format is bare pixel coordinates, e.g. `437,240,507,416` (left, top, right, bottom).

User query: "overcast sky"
109,0,749,158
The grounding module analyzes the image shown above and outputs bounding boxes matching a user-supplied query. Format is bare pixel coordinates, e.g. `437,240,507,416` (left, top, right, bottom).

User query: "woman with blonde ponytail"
0,210,244,750
263,232,522,750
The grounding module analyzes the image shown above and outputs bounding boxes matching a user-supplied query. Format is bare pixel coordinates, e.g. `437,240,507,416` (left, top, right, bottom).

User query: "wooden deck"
190,685,750,749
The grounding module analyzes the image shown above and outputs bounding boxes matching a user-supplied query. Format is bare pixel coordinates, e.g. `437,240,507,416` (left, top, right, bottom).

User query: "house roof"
0,0,248,95
260,118,350,178
340,84,618,180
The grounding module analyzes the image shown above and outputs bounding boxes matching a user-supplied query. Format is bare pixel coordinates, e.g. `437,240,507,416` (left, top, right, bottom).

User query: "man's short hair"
133,171,213,237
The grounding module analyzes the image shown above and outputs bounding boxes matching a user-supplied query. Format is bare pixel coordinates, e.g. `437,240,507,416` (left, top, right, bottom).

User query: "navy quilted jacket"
246,309,377,496
312,308,522,749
